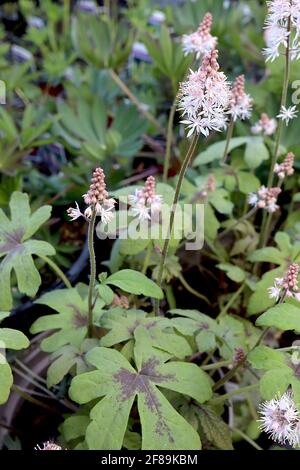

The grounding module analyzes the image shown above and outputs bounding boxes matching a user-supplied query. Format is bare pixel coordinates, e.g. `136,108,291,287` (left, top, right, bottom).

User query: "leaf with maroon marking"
69,341,212,450
0,192,54,310
100,308,192,359
30,284,105,352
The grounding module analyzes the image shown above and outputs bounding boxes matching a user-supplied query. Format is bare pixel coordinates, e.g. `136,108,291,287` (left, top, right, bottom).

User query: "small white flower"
258,391,300,447
268,285,281,301
98,205,115,225
277,105,298,125
248,192,259,207
129,204,151,221
67,202,83,221
84,206,93,219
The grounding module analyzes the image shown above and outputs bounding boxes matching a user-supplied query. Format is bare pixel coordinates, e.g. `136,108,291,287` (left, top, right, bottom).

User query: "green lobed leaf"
0,363,13,405
104,269,163,299
69,346,213,450
256,303,300,332
0,328,29,350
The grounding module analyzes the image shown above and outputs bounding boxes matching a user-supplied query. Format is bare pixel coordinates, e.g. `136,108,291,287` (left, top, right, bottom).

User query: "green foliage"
193,136,269,169
0,106,54,172
0,315,29,404
143,25,192,91
72,14,134,70
101,269,163,300
54,97,146,162
30,284,104,352
0,192,54,310
248,346,300,406
100,308,192,359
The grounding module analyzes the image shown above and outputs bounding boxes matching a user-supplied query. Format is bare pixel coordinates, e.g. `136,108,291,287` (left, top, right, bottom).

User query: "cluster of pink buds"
229,75,252,121
274,152,295,179
248,185,281,213
268,263,300,302
198,174,216,198
182,12,217,59
128,176,162,222
67,167,116,225
258,391,300,447
251,113,277,136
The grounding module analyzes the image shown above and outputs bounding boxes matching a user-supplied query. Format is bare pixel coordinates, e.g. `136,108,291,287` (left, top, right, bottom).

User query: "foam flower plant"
0,192,55,310
178,49,230,137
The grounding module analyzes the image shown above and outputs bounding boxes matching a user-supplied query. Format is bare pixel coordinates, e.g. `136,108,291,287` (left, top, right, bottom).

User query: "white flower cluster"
67,167,116,225
259,391,300,447
263,0,300,62
128,176,162,222
178,49,230,137
268,263,300,301
251,113,277,136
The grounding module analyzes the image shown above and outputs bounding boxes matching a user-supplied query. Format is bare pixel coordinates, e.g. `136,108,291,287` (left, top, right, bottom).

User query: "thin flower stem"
163,96,178,182
155,133,199,315
63,0,70,36
230,427,263,451
201,360,232,371
178,273,211,305
12,366,57,399
142,242,152,274
213,327,270,392
109,69,166,137
38,255,72,289
221,118,234,164
11,385,60,414
259,15,291,250
87,208,97,338
217,283,246,320
267,16,292,190
210,383,259,403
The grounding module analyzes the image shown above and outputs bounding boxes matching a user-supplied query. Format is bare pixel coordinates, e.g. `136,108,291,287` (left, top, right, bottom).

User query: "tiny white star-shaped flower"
268,285,281,301
277,105,298,125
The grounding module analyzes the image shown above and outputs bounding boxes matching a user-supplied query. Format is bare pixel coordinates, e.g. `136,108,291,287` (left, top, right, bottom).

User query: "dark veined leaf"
30,284,105,352
0,192,54,310
100,308,192,359
69,327,212,450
